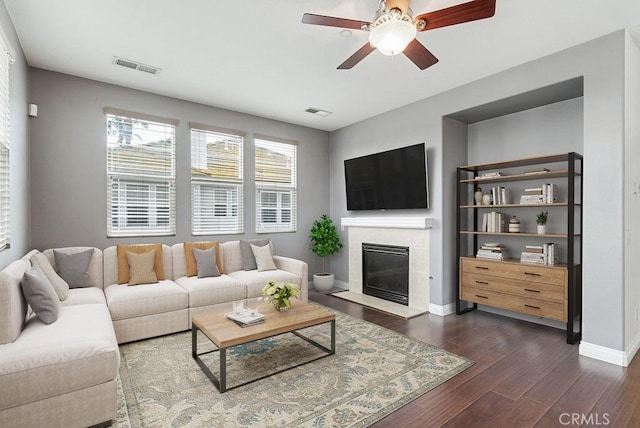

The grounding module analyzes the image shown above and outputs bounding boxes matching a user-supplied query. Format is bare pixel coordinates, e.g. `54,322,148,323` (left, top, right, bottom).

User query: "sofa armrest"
272,255,308,303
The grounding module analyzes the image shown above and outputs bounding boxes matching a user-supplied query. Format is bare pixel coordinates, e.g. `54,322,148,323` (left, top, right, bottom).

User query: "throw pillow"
30,251,69,300
21,267,60,324
54,249,94,288
184,241,222,276
116,244,165,284
240,239,270,270
126,250,159,286
250,243,277,272
193,247,221,278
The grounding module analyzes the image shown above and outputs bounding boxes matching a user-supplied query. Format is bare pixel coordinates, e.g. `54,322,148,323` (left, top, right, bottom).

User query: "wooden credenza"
459,256,581,323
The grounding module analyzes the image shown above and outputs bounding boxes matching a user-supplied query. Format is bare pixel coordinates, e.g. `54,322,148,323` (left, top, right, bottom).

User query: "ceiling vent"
113,57,161,76
305,107,332,117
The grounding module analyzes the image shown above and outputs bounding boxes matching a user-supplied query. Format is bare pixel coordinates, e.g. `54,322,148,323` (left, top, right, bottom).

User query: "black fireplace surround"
362,243,409,306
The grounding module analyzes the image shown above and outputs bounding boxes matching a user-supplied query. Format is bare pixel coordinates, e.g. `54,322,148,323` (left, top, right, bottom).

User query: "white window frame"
106,109,177,237
254,135,297,233
190,124,244,235
0,28,13,251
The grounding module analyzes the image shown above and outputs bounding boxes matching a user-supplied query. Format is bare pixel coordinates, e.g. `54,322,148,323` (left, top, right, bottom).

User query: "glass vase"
274,300,289,312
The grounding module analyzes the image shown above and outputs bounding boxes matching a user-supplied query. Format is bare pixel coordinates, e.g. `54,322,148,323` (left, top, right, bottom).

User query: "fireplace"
362,243,409,306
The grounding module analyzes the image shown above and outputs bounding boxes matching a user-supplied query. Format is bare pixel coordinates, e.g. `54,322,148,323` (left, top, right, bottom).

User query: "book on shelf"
477,243,506,260
225,310,266,327
476,171,503,178
520,243,557,265
543,183,558,203
520,252,545,264
524,187,543,195
523,167,550,174
482,211,507,233
520,195,545,204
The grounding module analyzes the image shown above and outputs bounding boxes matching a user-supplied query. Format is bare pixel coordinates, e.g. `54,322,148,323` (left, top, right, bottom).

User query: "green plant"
310,214,343,274
261,280,300,311
536,211,549,225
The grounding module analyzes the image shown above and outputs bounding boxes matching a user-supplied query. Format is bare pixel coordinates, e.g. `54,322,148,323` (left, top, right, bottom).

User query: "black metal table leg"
219,348,227,393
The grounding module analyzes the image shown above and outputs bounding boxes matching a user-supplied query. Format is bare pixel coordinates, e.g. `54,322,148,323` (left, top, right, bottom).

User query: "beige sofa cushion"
0,304,119,412
61,287,107,306
175,275,246,308
104,245,173,287
228,269,301,299
0,260,29,344
184,241,222,276
104,280,188,321
116,244,165,284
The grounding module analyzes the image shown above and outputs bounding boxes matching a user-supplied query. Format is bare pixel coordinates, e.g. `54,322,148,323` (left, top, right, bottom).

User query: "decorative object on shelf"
482,194,491,205
508,216,521,233
310,214,343,291
536,211,548,234
474,187,483,205
260,280,300,312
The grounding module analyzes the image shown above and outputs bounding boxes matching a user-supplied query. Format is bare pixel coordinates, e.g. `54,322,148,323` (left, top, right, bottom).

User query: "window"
106,109,177,237
255,135,297,233
190,124,244,234
0,29,13,251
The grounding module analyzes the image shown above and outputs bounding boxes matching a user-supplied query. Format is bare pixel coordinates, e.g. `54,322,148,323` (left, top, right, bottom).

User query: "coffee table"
191,301,336,392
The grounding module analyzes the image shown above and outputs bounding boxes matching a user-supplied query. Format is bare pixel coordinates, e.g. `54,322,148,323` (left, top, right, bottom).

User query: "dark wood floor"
309,290,640,427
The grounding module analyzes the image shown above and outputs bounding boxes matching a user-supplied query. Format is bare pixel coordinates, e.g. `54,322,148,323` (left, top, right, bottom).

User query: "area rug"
115,305,473,427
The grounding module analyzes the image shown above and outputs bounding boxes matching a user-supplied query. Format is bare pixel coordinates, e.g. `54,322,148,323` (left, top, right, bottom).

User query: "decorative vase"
482,194,491,205
508,216,521,233
474,188,483,205
274,300,290,312
537,225,546,234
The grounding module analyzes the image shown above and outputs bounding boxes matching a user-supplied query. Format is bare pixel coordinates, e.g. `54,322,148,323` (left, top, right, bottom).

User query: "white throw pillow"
250,244,277,272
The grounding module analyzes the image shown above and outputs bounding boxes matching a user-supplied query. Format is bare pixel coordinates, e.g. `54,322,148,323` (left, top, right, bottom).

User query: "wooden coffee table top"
192,301,335,349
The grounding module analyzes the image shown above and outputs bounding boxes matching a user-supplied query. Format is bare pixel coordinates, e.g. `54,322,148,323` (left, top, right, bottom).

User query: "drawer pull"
475,294,489,299
475,281,489,285
475,266,489,270
524,288,541,293
524,304,541,310
524,272,541,277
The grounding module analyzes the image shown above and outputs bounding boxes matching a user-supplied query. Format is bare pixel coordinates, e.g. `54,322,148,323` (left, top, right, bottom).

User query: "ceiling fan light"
369,19,416,56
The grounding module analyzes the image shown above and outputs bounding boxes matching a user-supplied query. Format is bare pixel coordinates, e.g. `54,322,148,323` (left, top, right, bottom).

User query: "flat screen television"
344,143,428,210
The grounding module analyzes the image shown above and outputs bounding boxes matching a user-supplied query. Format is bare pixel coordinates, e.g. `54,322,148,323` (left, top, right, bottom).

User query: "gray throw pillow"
54,249,94,288
21,267,60,324
240,239,270,271
193,247,221,278
30,251,69,300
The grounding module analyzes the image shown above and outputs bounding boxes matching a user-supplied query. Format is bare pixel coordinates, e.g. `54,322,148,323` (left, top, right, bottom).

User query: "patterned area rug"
115,306,473,427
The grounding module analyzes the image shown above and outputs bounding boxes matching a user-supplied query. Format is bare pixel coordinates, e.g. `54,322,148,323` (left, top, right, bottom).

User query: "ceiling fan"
302,0,496,70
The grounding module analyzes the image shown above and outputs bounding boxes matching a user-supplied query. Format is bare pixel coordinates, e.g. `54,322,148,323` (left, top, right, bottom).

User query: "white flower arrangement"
259,280,300,311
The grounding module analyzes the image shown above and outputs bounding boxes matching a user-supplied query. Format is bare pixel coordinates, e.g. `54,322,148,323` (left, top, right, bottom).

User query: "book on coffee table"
225,310,265,327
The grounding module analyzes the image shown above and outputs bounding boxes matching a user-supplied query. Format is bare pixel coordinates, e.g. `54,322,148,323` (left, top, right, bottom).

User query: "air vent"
305,107,332,117
113,57,161,76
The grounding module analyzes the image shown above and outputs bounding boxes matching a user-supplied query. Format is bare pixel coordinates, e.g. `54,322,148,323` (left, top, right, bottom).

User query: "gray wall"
28,69,330,275
0,3,30,270
330,30,630,352
624,32,640,349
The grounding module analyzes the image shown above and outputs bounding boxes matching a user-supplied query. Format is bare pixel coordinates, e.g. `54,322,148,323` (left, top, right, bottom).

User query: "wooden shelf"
459,202,576,209
459,152,576,171
459,231,579,238
459,170,581,184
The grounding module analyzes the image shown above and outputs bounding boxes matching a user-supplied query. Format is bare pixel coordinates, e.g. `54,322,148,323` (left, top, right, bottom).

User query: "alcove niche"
441,77,584,327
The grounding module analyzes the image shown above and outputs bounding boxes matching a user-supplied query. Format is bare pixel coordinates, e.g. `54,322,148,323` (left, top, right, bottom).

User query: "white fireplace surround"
341,216,432,313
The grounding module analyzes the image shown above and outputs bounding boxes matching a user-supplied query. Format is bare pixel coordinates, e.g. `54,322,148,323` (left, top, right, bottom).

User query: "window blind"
0,29,11,250
106,112,176,236
254,136,297,233
190,125,244,235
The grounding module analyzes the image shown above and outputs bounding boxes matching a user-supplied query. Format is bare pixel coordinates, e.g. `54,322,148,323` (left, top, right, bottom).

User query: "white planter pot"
313,273,335,292
537,225,546,234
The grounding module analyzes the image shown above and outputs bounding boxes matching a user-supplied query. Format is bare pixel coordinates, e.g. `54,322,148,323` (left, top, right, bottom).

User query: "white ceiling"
5,0,640,131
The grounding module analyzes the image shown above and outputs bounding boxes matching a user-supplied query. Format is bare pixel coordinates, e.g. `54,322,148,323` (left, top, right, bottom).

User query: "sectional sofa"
0,240,308,428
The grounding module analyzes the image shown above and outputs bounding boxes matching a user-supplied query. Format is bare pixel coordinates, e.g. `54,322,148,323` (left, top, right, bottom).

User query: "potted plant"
310,214,343,291
536,211,548,234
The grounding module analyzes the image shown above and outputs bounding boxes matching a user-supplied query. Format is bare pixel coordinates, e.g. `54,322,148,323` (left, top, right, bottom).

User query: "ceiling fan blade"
403,39,439,70
338,43,376,69
415,0,496,32
302,13,370,30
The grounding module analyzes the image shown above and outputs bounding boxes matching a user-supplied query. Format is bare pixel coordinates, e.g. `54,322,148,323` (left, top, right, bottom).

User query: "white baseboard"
333,280,349,291
579,341,628,367
428,302,456,316
623,331,640,366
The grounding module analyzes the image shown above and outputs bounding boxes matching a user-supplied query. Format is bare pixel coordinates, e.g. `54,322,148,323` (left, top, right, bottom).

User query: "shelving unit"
456,152,583,344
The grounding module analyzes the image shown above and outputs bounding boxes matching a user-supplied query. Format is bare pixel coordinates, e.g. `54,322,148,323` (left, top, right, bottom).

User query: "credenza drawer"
461,258,565,286
461,272,565,303
461,285,566,322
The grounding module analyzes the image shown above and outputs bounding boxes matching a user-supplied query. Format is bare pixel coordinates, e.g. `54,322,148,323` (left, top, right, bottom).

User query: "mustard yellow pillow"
117,244,165,284
184,241,222,276
126,250,159,286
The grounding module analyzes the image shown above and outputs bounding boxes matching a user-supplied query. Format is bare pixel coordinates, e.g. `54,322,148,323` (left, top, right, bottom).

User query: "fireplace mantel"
340,216,432,231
